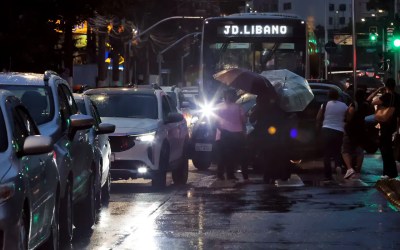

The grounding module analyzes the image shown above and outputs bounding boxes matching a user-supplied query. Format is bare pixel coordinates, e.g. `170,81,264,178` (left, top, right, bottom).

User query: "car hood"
101,117,159,135
0,159,12,182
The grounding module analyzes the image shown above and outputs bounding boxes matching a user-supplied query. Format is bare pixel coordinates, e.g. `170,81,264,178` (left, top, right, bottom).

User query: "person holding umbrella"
249,92,292,183
215,88,247,181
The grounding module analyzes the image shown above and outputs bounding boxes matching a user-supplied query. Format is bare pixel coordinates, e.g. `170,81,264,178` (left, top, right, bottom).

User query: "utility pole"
157,32,201,85
352,0,357,94
132,16,203,83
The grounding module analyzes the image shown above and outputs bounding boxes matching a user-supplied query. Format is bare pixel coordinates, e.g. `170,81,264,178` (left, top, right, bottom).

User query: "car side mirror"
96,123,116,135
68,114,94,140
165,112,184,124
22,135,53,155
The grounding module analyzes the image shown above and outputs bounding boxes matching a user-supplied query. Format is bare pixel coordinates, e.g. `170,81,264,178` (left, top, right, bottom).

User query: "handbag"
375,94,395,123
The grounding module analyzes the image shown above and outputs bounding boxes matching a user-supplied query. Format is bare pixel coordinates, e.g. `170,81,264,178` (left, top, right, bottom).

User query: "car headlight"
135,132,156,142
191,115,199,125
0,182,15,204
199,103,216,118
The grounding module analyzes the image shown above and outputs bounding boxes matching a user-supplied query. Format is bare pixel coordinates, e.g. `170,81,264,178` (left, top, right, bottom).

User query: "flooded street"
65,156,400,250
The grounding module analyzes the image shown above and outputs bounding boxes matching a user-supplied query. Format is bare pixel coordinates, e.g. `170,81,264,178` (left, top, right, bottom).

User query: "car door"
162,95,182,162
7,99,54,243
58,84,92,200
89,100,111,185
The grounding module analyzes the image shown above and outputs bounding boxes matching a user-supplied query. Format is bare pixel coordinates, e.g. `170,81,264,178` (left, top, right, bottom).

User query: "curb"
375,179,400,209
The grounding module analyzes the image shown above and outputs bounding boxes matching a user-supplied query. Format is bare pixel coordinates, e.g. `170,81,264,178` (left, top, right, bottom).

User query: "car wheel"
152,145,168,188
17,206,28,249
101,173,111,203
192,157,211,170
40,196,59,250
74,172,96,230
59,180,73,243
172,147,189,185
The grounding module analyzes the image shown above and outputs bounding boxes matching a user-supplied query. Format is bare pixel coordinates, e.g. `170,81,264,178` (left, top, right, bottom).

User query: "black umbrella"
213,68,277,97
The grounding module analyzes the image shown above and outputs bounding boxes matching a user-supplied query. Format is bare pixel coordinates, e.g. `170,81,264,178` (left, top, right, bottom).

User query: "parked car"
0,90,59,249
74,93,115,207
0,71,96,242
84,86,189,188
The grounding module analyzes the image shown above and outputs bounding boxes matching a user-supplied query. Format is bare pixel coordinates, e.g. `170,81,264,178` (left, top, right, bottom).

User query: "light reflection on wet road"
64,158,400,250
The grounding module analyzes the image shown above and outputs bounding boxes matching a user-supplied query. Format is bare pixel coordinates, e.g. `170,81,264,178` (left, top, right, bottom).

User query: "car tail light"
52,151,57,161
109,135,135,152
0,183,15,204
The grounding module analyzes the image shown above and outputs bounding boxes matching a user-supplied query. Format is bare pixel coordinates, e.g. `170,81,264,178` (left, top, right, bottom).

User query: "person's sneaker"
344,168,355,179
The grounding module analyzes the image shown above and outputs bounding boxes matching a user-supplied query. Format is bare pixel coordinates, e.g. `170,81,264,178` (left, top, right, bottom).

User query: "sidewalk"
298,153,400,209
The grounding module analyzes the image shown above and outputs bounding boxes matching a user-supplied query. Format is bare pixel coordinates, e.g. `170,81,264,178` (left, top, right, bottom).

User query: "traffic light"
369,32,377,42
393,37,400,48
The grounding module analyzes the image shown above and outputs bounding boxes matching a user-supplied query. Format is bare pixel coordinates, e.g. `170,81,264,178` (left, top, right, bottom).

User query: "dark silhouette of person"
369,78,400,179
248,92,291,183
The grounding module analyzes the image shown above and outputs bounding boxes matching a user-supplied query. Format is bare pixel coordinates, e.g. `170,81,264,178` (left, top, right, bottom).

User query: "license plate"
195,143,212,152
110,153,115,162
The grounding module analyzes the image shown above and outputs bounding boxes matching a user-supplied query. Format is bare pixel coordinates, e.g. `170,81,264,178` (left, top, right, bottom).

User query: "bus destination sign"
218,24,292,37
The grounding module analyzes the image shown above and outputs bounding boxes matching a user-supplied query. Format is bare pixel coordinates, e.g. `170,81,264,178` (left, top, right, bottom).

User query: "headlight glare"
135,132,156,142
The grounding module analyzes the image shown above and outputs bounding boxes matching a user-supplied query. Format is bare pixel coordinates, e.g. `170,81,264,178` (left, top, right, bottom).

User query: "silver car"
74,93,115,206
0,71,95,242
0,90,59,249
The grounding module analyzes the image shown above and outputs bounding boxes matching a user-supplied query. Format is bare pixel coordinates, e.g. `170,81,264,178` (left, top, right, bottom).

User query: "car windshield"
0,85,54,125
89,93,158,119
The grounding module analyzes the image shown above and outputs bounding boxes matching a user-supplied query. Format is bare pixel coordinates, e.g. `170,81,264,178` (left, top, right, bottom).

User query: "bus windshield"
200,13,308,96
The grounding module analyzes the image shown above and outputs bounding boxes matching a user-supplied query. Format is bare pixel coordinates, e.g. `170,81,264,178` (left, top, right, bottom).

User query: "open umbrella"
261,69,314,112
213,68,277,97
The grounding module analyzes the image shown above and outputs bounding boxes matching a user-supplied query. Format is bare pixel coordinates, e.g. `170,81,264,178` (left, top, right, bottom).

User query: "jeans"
322,127,344,179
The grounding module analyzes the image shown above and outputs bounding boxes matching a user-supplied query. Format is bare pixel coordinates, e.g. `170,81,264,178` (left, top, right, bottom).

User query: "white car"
74,93,115,207
84,86,189,188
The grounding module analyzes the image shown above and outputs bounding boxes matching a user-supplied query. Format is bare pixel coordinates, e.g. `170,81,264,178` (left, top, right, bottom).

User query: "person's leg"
322,128,334,180
332,130,344,169
354,146,364,178
380,131,398,178
215,140,225,180
224,132,238,180
342,134,356,179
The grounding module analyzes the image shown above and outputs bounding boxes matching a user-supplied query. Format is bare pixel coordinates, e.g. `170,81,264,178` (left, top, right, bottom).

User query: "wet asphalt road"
62,153,400,250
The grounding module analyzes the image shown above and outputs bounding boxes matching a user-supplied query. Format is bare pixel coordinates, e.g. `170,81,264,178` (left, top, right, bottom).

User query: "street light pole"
132,16,203,84
352,0,357,94
157,32,201,85
133,16,203,41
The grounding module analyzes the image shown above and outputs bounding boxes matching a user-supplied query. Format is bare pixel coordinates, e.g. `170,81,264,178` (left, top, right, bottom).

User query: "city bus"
199,12,310,97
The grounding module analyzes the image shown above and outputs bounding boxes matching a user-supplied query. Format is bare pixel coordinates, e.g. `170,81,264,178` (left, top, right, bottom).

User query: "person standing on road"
368,78,400,179
249,92,291,183
215,89,247,181
316,89,348,182
342,89,370,179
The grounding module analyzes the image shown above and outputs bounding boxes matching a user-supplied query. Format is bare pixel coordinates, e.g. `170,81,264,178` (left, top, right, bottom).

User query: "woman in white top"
316,89,348,181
